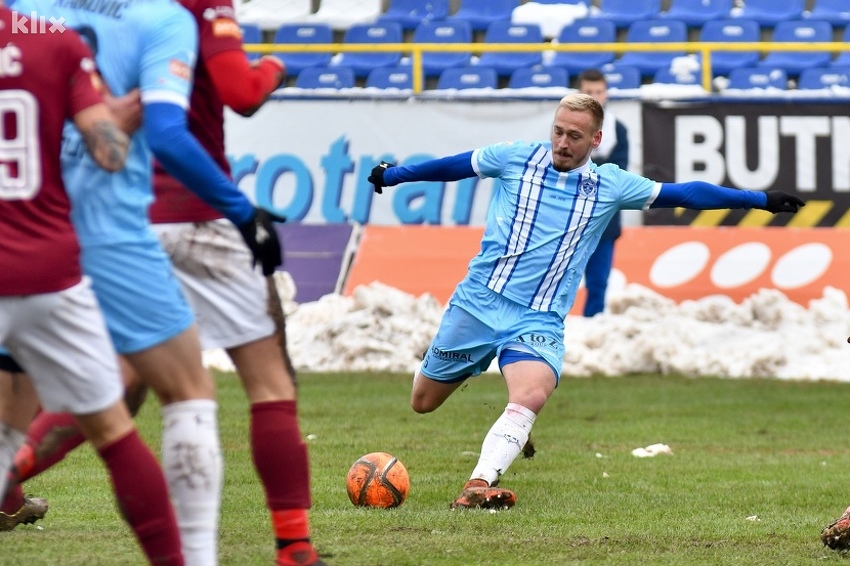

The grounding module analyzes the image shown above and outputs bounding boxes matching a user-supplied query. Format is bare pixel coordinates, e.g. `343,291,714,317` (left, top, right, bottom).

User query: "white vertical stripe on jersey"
532,170,598,311
488,145,550,294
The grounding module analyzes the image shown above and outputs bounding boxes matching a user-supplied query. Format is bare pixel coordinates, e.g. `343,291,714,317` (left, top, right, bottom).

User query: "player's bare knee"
410,393,439,414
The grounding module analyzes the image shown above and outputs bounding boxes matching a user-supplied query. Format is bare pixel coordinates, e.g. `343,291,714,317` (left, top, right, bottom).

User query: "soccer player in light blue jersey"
368,93,806,510
0,1,284,563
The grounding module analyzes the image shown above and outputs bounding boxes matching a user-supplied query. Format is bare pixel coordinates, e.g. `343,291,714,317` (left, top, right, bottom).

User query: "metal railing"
244,42,850,93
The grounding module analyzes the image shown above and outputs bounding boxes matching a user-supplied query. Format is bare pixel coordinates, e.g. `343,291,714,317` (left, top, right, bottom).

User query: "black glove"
237,207,286,276
368,161,395,194
762,190,805,213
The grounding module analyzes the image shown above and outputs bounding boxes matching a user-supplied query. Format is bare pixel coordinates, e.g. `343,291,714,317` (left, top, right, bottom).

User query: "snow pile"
202,276,850,382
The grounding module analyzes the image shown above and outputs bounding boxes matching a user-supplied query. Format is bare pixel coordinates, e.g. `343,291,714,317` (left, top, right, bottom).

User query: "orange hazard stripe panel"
343,225,484,305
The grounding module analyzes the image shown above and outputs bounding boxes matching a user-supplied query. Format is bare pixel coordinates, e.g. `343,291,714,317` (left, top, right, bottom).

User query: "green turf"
4,372,850,565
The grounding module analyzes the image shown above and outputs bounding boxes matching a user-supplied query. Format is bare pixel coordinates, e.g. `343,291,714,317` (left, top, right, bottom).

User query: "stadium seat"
757,20,833,77
600,64,642,89
477,22,544,78
240,23,263,61
237,0,313,31
726,67,788,90
436,66,499,90
448,0,519,32
295,66,356,89
615,19,689,77
806,0,850,27
660,0,733,28
508,66,569,88
798,66,850,90
547,19,616,75
730,0,805,28
412,20,473,78
594,0,661,30
831,26,850,67
272,23,334,76
378,0,450,31
653,66,700,85
698,19,761,76
306,0,382,31
333,22,404,79
365,66,414,89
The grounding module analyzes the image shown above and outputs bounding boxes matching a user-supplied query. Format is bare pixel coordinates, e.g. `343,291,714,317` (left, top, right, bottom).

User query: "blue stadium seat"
595,0,661,29
295,66,356,89
547,19,616,75
477,22,544,78
726,67,788,90
731,0,805,28
533,0,589,4
698,19,761,76
653,67,700,85
378,0,450,31
366,66,414,89
831,26,850,67
413,20,473,78
333,22,404,79
807,0,850,27
757,20,833,77
436,66,499,90
508,66,569,88
661,0,733,28
448,0,519,32
615,19,689,77
240,24,263,61
600,64,643,89
272,23,334,75
798,66,850,90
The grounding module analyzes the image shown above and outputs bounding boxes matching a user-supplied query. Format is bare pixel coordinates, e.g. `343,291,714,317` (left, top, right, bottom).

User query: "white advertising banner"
224,98,642,226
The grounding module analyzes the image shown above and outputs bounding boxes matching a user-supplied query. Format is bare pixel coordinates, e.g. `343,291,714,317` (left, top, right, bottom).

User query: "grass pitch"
4,372,850,565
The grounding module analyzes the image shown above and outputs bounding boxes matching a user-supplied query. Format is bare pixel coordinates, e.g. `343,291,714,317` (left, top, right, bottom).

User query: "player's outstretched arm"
73,103,129,173
652,181,805,213
206,51,286,117
368,151,476,194
144,101,284,275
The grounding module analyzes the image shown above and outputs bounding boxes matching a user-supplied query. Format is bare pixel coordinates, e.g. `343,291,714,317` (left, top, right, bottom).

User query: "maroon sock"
20,412,85,481
2,412,84,513
98,430,183,566
251,400,311,510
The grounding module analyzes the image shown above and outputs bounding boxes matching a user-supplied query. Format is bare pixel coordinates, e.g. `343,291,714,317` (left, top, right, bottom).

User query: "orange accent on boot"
463,479,489,489
272,508,310,541
12,443,35,481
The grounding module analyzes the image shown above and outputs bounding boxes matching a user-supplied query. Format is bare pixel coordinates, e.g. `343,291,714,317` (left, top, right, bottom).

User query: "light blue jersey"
467,140,658,318
9,0,197,245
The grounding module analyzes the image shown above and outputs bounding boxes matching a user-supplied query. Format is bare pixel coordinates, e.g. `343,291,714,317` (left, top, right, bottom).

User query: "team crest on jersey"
578,171,598,197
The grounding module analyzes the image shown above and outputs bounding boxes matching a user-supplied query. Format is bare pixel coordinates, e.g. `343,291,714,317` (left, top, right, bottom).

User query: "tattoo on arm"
82,119,129,172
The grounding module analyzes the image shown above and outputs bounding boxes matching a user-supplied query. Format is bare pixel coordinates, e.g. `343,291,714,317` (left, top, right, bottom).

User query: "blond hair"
556,93,604,131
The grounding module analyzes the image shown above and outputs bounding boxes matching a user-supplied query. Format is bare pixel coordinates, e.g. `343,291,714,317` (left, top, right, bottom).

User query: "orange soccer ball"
345,452,409,508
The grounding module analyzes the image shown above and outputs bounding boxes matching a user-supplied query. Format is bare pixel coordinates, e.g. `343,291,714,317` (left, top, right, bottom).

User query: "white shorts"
153,219,276,350
0,278,123,414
